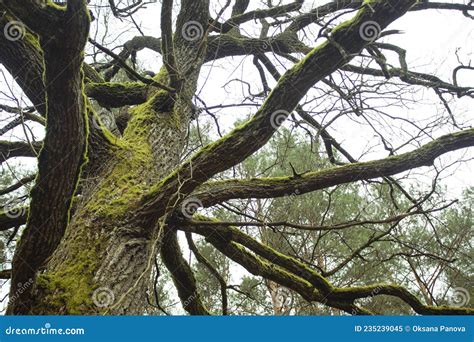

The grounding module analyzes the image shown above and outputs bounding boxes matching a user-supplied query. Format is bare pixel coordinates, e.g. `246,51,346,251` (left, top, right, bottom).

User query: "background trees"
0,0,473,315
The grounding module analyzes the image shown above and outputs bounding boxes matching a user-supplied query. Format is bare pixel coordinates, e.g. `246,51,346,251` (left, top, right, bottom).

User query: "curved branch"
180,217,473,315
161,226,211,315
194,129,474,206
331,285,473,315
88,39,175,92
8,0,91,314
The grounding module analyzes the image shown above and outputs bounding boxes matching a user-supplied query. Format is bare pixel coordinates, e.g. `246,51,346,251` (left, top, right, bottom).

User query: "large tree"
0,0,473,315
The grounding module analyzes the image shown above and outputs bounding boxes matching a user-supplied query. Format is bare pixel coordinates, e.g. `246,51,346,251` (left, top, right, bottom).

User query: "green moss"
35,230,103,314
84,62,183,217
84,99,160,218
152,66,170,84
24,30,42,51
85,156,150,218
95,81,144,91
148,90,175,113
193,215,333,292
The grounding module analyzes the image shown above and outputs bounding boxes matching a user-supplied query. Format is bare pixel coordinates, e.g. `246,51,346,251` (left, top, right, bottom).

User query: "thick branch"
161,226,210,315
194,129,474,206
85,82,148,108
8,0,91,314
182,218,473,315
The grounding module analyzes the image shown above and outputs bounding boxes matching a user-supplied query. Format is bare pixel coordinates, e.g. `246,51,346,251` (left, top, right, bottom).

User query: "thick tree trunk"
26,86,189,314
14,0,210,313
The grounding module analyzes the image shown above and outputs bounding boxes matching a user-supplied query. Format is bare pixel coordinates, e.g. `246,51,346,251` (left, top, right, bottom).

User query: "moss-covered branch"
7,0,91,314
85,82,148,108
161,225,210,315
180,217,333,293
200,227,370,315
193,128,474,207
181,217,473,315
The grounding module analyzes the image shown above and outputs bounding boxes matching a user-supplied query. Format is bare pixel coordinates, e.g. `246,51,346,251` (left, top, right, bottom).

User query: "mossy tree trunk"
4,0,211,315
